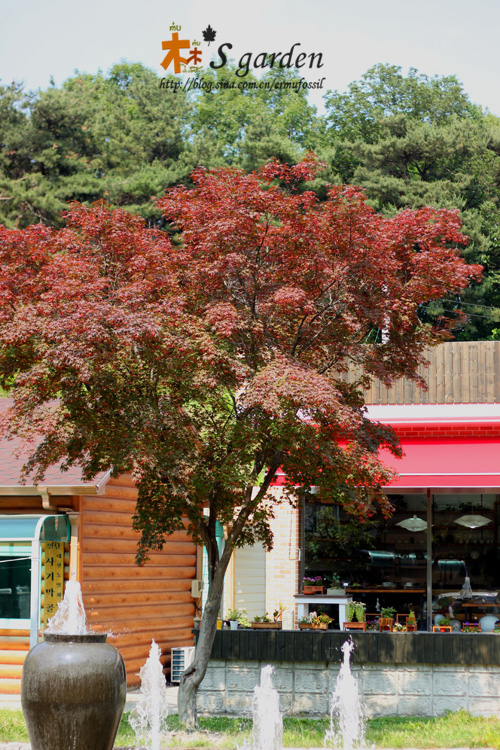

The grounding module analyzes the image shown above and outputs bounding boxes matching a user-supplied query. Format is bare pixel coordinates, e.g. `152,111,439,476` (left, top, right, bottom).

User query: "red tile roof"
0,399,109,489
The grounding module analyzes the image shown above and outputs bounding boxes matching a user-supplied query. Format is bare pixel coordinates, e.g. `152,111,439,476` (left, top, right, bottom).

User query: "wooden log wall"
80,475,197,687
340,341,500,404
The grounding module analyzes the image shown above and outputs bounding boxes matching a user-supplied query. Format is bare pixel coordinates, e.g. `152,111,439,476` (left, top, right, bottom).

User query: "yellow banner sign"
43,541,65,623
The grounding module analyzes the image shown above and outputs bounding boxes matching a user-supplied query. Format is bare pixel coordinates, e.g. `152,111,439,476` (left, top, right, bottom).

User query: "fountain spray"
325,640,367,750
130,639,170,750
252,665,283,750
45,579,90,634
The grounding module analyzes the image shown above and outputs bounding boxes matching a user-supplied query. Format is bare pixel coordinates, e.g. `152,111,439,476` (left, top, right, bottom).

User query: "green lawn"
2,709,500,748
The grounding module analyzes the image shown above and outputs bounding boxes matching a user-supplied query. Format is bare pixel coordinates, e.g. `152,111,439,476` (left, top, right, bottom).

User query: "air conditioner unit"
170,646,195,684
191,579,204,598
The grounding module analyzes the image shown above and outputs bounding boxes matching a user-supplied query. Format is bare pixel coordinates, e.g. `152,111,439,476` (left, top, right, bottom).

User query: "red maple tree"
0,158,481,725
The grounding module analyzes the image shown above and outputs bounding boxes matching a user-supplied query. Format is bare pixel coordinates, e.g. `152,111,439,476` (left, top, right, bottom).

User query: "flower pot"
299,622,328,630
229,620,238,630
251,622,282,629
343,622,367,631
379,617,394,632
326,588,345,596
21,633,126,750
302,586,324,595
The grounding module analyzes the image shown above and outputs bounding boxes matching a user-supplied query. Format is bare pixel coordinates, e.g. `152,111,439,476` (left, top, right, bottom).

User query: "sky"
0,0,499,116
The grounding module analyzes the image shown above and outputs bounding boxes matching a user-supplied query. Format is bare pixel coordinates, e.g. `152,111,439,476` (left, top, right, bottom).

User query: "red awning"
380,437,500,491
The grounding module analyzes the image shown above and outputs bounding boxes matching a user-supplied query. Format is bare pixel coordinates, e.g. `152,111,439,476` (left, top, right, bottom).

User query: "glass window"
0,555,31,621
302,493,500,628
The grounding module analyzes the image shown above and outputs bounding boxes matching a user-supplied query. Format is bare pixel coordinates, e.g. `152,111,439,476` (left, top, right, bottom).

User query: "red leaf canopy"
0,160,481,555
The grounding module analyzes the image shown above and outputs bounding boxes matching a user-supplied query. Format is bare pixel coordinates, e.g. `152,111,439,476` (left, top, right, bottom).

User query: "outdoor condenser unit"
170,646,196,683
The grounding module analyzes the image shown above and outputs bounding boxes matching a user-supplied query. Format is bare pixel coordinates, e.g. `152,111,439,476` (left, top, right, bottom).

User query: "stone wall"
197,659,500,718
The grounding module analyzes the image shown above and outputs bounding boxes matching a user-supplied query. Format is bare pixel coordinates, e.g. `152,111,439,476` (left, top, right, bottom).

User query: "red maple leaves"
0,159,481,522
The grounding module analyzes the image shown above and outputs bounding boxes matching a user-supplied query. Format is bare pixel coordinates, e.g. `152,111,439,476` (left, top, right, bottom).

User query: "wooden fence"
342,341,500,405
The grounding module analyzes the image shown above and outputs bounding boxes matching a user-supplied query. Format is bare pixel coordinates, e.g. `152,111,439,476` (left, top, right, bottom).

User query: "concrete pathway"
0,685,179,713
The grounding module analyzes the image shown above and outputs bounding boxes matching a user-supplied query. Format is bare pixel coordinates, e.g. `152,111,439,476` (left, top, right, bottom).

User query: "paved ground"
0,685,179,713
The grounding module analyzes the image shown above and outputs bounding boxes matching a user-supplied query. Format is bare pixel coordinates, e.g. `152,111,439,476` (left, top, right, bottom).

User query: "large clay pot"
21,633,126,750
479,614,499,632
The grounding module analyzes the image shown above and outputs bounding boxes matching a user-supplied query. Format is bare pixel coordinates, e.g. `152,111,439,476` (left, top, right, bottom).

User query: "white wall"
234,544,266,619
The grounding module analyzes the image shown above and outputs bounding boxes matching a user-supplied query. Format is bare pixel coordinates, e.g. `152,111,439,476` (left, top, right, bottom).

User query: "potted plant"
393,622,406,632
344,601,367,630
302,575,324,595
379,606,396,631
272,603,286,622
346,601,365,623
226,608,246,630
406,609,417,631
326,575,345,596
355,601,366,623
432,616,453,632
298,611,332,630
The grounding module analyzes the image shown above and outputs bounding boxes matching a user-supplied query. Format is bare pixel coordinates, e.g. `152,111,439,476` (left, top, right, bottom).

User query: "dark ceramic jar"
21,633,127,750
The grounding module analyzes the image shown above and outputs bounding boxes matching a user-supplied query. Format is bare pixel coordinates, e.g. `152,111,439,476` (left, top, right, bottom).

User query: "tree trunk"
177,559,226,728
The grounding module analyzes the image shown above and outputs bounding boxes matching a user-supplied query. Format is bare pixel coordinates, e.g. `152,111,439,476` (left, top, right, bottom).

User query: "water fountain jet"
45,578,89,634
252,664,283,750
325,640,368,750
130,639,170,750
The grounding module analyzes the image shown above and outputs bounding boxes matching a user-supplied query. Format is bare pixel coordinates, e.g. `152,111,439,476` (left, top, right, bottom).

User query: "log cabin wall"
79,474,197,687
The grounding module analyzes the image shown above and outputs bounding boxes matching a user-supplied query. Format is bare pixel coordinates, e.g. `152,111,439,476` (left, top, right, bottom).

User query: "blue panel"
0,515,70,541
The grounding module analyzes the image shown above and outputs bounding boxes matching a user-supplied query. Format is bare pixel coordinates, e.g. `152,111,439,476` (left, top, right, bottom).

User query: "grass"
0,709,29,743
2,708,500,748
367,712,500,749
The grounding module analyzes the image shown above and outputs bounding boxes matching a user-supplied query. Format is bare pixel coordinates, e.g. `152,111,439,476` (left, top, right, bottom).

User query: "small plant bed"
252,613,282,629
327,575,345,595
462,623,481,632
302,575,325,594
298,611,333,630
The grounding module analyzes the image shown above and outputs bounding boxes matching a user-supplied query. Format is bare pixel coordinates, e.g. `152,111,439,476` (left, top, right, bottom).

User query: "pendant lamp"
396,515,427,532
454,514,491,529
